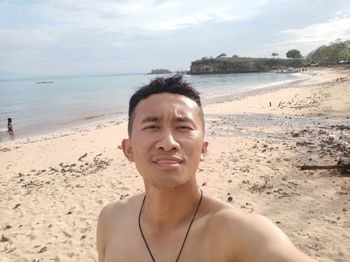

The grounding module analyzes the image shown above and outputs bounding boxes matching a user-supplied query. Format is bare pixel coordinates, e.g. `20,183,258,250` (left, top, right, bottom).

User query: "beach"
0,67,349,261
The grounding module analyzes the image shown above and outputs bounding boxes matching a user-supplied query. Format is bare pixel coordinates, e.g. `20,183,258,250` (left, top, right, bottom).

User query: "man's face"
122,93,208,189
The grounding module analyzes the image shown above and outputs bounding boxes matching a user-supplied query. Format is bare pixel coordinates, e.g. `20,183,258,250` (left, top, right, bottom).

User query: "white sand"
0,67,349,261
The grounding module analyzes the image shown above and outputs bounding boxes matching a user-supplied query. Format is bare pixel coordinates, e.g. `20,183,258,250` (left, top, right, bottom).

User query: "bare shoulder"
201,195,317,262
96,194,144,261
204,197,281,237
98,193,144,227
200,195,253,242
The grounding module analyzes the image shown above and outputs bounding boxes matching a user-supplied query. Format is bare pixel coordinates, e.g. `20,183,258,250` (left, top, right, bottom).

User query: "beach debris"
0,147,11,152
0,234,10,242
13,203,21,209
248,177,272,193
290,122,350,174
242,179,250,185
291,131,300,137
4,225,12,230
38,246,47,253
300,154,350,174
49,167,59,172
14,153,113,195
240,202,254,212
120,194,129,200
300,163,350,171
227,196,233,202
78,153,88,161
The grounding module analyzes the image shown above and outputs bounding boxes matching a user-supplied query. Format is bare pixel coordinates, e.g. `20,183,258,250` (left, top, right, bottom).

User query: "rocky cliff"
189,57,303,74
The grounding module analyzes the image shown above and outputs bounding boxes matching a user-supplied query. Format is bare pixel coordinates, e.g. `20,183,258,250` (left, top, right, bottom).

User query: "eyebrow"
141,116,159,124
176,116,195,125
141,115,195,125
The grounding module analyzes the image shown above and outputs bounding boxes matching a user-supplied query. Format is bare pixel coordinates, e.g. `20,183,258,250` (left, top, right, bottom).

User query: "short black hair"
127,75,203,136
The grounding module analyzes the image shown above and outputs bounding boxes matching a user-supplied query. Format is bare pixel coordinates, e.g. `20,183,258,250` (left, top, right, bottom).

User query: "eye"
143,125,159,130
177,125,193,130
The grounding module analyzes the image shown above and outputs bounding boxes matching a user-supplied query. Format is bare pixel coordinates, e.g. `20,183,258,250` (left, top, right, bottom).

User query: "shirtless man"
97,76,317,262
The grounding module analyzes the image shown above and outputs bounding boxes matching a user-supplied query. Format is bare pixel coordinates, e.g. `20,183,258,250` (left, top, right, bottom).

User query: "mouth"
152,156,183,168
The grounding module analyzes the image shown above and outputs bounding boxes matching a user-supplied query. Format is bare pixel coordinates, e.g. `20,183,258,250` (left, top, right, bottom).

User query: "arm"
243,214,318,262
96,207,107,262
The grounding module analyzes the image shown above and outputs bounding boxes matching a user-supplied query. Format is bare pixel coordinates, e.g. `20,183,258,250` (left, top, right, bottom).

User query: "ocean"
0,72,309,141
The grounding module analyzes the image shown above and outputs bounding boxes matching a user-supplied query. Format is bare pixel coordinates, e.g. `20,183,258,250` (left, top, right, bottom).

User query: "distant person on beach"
7,118,15,140
7,118,13,133
97,76,316,261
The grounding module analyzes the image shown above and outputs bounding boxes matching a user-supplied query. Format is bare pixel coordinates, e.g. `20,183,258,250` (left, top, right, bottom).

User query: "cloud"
1,0,350,75
0,28,58,49
32,0,263,31
282,16,350,44
0,0,282,51
261,15,350,57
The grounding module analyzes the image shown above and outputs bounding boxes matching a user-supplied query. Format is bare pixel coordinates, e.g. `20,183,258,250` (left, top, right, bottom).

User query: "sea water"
0,72,309,141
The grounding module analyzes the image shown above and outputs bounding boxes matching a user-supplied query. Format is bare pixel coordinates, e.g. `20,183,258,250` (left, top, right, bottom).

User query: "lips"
152,156,183,166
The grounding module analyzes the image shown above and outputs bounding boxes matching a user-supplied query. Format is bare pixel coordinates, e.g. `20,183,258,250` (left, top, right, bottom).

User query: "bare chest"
104,223,231,262
105,240,218,262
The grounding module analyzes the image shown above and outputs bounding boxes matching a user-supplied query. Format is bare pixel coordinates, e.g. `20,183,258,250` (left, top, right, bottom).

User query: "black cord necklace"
138,189,203,262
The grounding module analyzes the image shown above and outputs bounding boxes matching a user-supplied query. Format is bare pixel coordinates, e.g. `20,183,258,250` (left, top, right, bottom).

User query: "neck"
143,183,201,229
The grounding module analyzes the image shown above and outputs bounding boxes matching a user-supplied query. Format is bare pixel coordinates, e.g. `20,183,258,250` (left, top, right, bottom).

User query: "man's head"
127,75,204,137
122,75,208,189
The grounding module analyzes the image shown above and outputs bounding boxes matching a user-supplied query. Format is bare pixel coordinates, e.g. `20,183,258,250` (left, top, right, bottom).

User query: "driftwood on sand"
300,163,350,170
300,156,350,172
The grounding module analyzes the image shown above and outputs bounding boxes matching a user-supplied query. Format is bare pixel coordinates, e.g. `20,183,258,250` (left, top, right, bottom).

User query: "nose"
156,129,180,152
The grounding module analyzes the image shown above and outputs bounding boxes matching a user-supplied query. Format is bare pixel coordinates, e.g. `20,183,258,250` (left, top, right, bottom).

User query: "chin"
148,176,191,189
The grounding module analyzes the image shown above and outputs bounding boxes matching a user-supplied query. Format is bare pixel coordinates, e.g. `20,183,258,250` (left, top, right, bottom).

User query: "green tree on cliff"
216,53,227,58
271,53,279,59
306,39,350,64
286,49,302,59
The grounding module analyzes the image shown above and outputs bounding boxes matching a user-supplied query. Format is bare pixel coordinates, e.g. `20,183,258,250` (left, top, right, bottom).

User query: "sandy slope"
0,67,349,261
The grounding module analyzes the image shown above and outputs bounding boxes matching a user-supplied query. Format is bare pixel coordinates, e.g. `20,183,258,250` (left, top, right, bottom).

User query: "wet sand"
0,67,349,261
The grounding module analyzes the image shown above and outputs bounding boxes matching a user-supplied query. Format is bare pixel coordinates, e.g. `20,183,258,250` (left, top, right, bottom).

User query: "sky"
1,0,350,77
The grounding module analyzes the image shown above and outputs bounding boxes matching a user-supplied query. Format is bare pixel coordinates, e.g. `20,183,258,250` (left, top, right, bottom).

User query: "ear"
200,141,208,161
122,139,134,162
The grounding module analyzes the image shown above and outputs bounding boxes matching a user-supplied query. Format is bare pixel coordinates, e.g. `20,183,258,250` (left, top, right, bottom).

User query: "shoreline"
0,71,311,145
202,72,314,106
0,67,349,261
205,67,350,117
0,115,127,147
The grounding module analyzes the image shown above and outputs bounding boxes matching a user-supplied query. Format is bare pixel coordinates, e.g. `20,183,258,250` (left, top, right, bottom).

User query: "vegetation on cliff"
286,49,303,59
306,39,350,65
148,69,172,74
189,56,303,74
190,39,350,74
